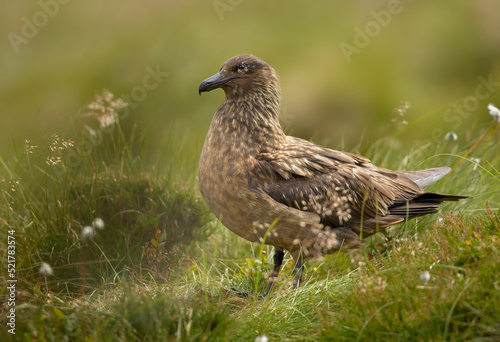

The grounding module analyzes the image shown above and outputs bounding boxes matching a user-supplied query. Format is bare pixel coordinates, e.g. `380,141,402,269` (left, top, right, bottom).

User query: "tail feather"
412,192,468,202
401,167,451,188
352,192,467,238
389,192,468,218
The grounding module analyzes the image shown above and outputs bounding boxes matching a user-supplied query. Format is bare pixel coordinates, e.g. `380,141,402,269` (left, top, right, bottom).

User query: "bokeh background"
1,3,499,339
2,0,500,161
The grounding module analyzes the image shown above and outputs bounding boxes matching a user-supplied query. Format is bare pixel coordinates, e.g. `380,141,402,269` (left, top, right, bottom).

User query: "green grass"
1,92,499,341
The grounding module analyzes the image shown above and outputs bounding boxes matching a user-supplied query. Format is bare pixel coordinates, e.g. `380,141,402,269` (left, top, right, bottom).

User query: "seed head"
39,262,54,277
92,217,105,230
420,270,431,284
488,103,500,122
254,335,268,342
82,226,95,242
444,132,458,141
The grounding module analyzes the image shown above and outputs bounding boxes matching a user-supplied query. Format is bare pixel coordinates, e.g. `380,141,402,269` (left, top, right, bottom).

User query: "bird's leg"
229,248,284,298
291,253,304,289
262,248,284,296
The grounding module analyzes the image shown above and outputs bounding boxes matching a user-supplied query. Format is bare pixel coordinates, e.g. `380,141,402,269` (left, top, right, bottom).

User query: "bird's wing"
254,136,370,179
252,138,424,231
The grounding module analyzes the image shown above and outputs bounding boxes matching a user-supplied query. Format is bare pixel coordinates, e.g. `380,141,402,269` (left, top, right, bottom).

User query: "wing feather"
252,138,425,230
251,136,464,238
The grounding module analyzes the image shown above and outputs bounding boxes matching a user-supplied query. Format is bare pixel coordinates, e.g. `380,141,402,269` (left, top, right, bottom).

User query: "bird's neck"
216,90,285,147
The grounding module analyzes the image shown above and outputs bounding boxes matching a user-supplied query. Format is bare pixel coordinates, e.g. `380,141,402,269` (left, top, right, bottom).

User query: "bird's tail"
400,167,452,188
389,192,468,217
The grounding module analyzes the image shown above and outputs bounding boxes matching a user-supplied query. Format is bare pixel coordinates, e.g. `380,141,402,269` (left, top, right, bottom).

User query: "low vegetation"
1,95,499,341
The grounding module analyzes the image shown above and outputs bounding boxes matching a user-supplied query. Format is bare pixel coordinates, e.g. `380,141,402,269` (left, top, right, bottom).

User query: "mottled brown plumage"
198,54,466,295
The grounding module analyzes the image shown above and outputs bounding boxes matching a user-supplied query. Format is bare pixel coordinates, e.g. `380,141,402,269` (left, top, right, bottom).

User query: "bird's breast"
199,123,258,214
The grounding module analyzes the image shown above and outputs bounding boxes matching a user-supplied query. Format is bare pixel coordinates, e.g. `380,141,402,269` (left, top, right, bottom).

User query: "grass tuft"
1,95,499,341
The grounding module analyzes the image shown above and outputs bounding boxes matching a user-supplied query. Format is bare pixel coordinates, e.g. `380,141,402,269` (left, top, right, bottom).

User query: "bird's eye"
233,63,248,72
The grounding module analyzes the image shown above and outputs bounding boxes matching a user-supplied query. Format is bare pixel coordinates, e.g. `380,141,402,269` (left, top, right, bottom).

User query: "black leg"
291,255,304,289
262,248,284,296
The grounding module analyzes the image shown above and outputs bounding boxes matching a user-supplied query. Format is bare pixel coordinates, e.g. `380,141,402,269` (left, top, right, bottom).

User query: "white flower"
444,132,458,141
254,335,268,342
420,270,431,285
488,103,500,122
92,217,105,230
39,262,54,277
470,157,481,171
81,226,95,242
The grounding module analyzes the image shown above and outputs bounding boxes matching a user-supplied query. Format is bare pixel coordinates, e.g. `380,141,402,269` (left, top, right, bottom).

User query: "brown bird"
198,54,465,295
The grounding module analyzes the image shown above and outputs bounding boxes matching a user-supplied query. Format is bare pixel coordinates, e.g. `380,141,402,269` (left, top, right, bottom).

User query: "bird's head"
198,54,280,99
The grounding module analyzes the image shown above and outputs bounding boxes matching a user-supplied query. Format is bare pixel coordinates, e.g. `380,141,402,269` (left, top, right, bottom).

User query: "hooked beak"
198,72,234,95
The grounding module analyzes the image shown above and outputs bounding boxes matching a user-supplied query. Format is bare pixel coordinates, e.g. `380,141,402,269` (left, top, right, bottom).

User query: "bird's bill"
198,72,233,94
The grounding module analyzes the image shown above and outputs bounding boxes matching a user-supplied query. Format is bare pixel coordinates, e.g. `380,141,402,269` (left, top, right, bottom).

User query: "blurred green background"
1,0,499,161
